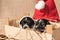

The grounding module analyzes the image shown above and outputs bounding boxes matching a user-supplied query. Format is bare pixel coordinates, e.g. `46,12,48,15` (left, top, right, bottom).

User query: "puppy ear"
20,20,22,24
18,16,26,24
43,19,51,25
47,21,51,25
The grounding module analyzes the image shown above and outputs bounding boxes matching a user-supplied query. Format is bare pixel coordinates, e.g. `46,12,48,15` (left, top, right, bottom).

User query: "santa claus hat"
35,0,45,10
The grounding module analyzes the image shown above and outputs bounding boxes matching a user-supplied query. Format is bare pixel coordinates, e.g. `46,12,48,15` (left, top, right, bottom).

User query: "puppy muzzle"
35,26,45,32
23,24,29,29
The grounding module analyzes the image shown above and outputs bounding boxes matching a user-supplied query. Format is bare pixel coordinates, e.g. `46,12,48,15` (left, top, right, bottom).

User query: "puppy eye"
41,23,45,25
23,21,26,23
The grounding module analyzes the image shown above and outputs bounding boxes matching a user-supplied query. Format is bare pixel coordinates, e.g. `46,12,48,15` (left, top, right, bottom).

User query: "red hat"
33,0,60,22
35,0,45,10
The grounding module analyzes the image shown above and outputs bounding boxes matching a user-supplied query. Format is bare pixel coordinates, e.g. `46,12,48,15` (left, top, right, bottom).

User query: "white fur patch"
23,24,29,28
35,0,45,10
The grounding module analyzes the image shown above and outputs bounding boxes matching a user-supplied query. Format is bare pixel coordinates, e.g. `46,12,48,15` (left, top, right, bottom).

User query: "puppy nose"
24,26,27,29
40,30,44,33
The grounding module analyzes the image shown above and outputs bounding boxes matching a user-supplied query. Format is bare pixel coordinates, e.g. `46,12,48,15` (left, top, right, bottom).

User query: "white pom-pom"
35,1,45,10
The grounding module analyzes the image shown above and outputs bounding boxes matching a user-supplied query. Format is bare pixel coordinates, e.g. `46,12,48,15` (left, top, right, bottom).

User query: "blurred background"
0,0,60,40
0,0,36,19
0,0,60,19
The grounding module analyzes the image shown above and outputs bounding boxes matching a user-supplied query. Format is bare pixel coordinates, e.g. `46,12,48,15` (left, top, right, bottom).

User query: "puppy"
20,16,34,29
35,19,50,32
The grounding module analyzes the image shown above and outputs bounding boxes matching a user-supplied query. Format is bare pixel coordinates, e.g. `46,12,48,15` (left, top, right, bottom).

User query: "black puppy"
20,16,34,29
35,19,50,32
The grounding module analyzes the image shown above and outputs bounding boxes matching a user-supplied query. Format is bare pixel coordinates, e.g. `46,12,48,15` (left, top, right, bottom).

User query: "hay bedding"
0,32,52,40
0,34,18,40
0,35,19,40
0,25,53,40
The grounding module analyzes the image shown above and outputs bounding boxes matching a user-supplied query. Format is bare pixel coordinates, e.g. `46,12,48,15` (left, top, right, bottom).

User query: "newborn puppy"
35,19,50,32
20,16,34,29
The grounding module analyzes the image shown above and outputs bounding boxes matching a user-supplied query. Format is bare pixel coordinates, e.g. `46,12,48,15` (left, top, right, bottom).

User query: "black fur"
20,17,34,29
35,19,50,32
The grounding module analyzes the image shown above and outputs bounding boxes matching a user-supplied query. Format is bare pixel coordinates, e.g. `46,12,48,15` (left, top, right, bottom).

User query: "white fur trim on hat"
35,0,45,10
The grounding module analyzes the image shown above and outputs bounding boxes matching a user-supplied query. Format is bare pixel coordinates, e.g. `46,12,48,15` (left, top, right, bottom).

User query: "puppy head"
20,16,34,29
35,19,50,32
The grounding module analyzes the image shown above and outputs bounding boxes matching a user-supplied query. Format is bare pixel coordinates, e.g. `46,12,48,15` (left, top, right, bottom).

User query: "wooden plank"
46,25,53,34
5,18,9,25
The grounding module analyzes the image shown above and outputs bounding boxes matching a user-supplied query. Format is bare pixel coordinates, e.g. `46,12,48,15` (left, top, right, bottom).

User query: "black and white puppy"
20,16,34,29
35,19,50,32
